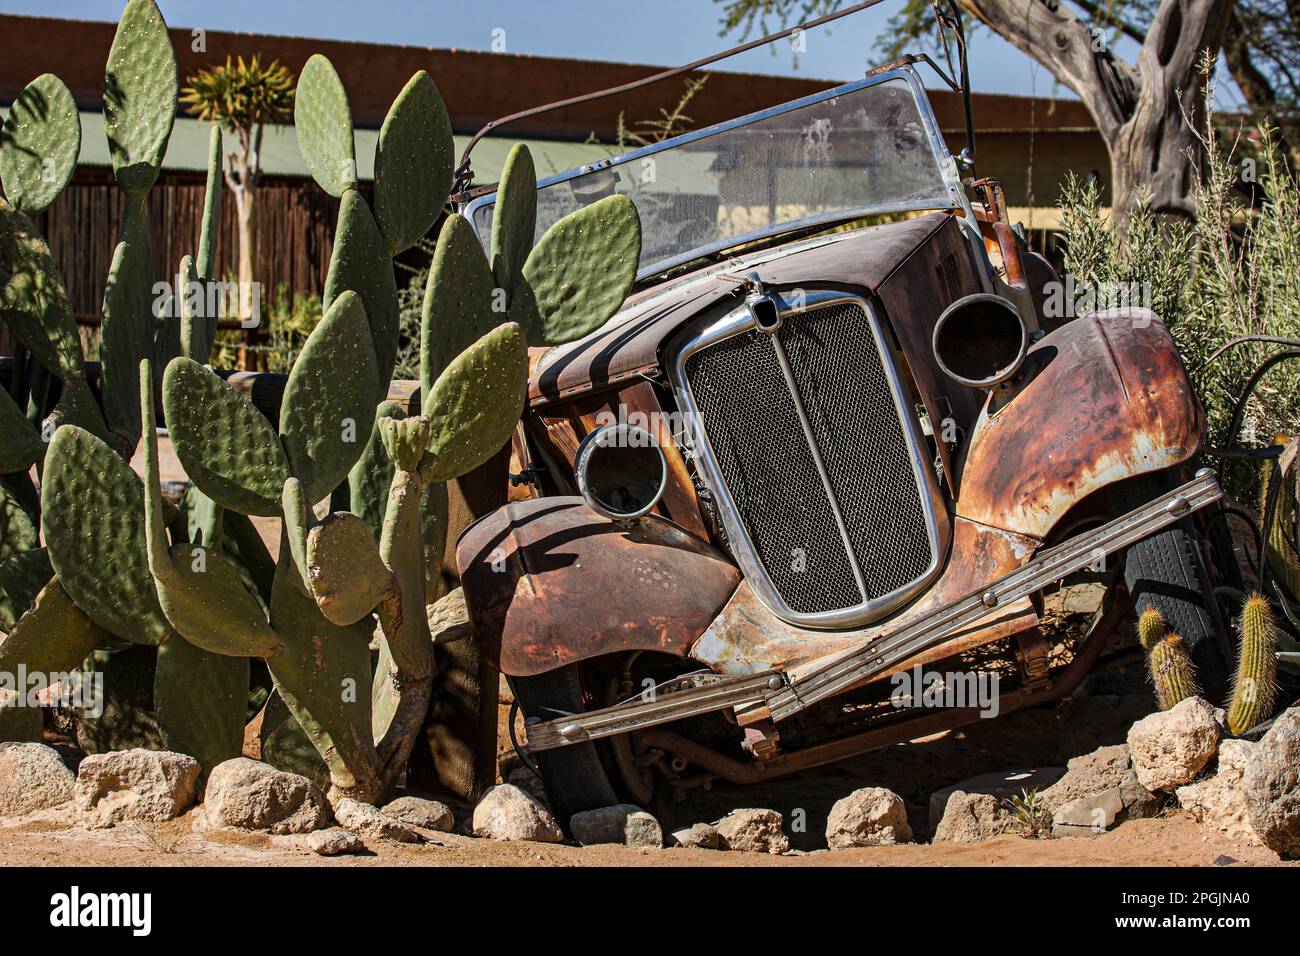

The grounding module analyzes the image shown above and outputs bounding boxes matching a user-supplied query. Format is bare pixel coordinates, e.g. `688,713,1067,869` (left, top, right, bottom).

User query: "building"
0,12,1109,332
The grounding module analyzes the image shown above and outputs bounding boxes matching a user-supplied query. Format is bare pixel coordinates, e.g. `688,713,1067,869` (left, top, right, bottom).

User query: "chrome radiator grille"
676,294,942,627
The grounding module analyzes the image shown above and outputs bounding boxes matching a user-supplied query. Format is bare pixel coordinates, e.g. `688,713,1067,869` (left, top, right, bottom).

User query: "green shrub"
1056,76,1300,472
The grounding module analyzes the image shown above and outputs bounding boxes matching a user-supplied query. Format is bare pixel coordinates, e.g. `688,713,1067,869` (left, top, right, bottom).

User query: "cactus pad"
268,550,383,797
374,71,453,256
0,73,81,214
0,479,37,566
491,144,537,293
323,192,399,395
99,194,155,449
196,126,223,281
306,512,394,626
279,289,378,503
154,632,250,777
379,415,431,473
0,547,52,629
163,357,292,516
0,577,104,678
103,0,177,195
421,213,498,389
513,194,642,345
423,322,528,483
295,54,357,198
141,361,283,659
0,198,83,377
41,424,169,644
349,401,404,540
0,388,43,474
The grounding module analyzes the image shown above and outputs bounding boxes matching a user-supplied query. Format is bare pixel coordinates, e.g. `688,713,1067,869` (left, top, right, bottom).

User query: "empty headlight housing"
932,293,1028,389
575,424,667,522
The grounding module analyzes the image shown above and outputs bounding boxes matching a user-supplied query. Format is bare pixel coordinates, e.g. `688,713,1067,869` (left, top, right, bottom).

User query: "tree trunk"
960,0,1232,219
235,186,257,369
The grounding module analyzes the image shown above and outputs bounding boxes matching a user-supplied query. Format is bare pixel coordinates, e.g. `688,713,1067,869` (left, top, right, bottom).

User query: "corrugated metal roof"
0,108,612,185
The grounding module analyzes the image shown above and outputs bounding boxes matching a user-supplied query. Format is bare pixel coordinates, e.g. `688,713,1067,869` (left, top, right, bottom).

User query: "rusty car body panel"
690,516,1039,677
955,308,1204,538
457,496,741,676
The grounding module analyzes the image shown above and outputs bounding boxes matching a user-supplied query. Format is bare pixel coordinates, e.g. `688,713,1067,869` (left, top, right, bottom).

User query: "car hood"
529,211,956,405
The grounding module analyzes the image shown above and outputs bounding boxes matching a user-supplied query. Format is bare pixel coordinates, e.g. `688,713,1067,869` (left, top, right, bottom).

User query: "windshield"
465,71,959,280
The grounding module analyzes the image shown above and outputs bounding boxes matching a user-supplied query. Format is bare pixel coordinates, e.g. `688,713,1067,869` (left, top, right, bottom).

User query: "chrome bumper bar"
524,469,1222,752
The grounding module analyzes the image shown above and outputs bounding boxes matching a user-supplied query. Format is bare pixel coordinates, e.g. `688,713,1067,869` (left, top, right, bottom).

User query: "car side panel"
954,309,1204,539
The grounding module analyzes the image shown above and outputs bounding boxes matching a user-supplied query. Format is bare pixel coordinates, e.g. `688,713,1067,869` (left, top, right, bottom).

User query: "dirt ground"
2,677,1289,867
0,794,1282,868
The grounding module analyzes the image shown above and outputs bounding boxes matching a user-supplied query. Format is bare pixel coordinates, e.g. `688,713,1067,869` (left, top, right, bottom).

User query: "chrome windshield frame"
461,65,976,283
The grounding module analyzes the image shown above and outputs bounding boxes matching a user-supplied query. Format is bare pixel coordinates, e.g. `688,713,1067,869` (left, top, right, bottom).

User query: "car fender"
955,309,1204,539
456,496,742,677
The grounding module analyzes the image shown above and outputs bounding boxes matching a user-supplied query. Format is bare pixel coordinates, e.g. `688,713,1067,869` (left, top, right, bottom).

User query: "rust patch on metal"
690,516,1040,677
955,312,1204,538
457,496,741,676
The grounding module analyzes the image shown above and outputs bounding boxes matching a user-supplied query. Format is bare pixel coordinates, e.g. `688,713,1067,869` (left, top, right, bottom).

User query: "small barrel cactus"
1227,592,1279,734
1139,608,1200,710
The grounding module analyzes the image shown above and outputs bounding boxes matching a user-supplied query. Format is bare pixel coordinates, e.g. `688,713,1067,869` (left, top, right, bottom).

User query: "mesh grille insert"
777,302,934,598
685,329,861,613
683,298,935,616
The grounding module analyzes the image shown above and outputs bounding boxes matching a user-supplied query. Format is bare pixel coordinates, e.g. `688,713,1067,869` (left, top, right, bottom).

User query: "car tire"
513,665,619,829
1123,482,1231,704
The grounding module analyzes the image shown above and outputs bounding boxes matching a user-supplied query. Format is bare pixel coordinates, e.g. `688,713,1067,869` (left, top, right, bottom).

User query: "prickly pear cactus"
41,423,170,645
278,289,378,502
483,143,644,346
153,632,250,780
103,0,177,196
0,387,44,474
374,71,453,257
100,0,177,450
423,322,528,483
421,214,498,389
0,73,81,215
141,360,283,658
294,54,357,199
1227,593,1279,734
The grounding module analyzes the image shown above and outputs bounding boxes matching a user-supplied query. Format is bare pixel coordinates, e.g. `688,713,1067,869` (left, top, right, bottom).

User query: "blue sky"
3,0,1102,97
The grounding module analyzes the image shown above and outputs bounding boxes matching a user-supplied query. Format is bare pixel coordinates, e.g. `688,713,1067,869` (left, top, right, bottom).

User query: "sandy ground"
0,810,1283,867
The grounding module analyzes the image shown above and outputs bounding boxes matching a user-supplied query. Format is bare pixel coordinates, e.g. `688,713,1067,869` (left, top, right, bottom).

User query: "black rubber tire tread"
513,665,619,828
1123,482,1231,703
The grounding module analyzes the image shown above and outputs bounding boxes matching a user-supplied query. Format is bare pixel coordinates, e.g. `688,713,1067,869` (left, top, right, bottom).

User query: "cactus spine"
1227,593,1279,734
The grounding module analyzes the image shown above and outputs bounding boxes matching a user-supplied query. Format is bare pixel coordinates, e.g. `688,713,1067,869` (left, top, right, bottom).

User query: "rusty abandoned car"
452,48,1235,825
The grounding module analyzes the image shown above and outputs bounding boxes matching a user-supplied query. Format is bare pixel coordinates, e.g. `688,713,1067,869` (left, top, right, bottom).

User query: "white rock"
1177,739,1260,845
671,822,721,849
0,742,75,817
203,758,327,834
1127,697,1221,792
826,787,913,848
381,796,454,832
332,797,424,843
272,827,367,856
75,749,199,827
1244,707,1300,856
570,804,662,848
934,791,1005,843
472,784,563,843
715,808,790,854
